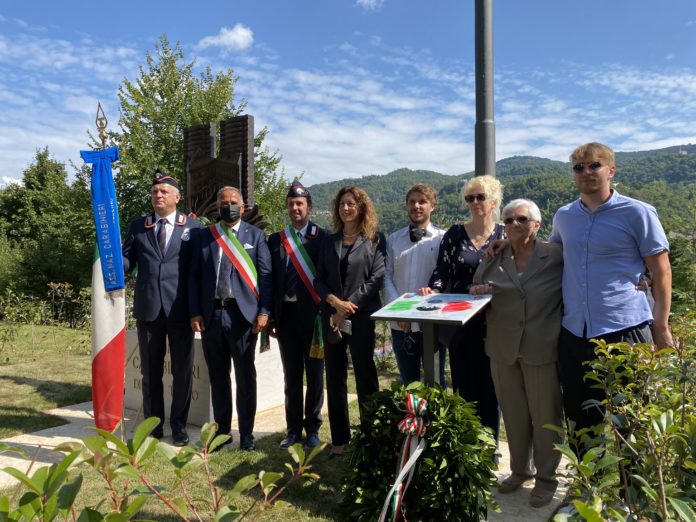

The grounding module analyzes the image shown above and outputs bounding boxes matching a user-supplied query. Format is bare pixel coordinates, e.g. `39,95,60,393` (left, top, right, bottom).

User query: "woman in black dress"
420,174,504,441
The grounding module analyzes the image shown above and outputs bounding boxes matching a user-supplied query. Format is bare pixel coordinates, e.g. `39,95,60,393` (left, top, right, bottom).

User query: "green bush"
554,311,696,521
0,284,90,328
343,382,498,521
0,418,325,521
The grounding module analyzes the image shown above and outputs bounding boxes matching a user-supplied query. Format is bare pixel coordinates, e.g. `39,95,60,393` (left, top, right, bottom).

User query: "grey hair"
502,199,542,223
216,186,244,204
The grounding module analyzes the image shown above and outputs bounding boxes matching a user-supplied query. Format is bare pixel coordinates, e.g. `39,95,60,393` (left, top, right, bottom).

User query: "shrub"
0,418,325,521
554,311,696,521
343,382,498,521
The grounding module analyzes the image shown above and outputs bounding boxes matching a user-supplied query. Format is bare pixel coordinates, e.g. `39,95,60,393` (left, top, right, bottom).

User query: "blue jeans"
391,329,447,388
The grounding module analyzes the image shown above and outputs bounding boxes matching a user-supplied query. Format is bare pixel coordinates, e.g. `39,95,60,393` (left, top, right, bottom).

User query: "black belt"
214,298,236,307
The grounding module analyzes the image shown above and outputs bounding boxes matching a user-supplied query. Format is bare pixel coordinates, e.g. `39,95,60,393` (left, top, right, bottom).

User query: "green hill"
308,146,696,237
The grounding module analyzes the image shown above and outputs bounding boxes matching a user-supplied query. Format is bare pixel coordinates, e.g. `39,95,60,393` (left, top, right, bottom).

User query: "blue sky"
1,0,695,187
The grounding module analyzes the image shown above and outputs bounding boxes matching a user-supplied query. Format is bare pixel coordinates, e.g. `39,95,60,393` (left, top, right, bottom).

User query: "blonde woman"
420,175,504,441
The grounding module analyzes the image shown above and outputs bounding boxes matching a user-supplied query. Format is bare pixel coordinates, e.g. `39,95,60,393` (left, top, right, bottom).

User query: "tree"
0,148,93,295
114,35,288,226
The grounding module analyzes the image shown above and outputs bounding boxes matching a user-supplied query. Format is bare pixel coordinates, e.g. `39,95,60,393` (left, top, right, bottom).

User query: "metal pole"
475,0,495,177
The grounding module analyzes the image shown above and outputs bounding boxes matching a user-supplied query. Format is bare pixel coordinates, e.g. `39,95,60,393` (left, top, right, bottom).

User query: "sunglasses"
572,162,604,173
503,216,531,225
464,193,487,203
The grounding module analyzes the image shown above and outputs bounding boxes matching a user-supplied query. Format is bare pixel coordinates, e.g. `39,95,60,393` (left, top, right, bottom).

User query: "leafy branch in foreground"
0,417,325,521
553,311,696,521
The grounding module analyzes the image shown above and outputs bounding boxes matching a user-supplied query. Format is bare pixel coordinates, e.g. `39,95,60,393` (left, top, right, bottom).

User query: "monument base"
124,329,286,427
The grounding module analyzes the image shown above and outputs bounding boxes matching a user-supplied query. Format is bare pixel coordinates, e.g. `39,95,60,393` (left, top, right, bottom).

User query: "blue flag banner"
80,146,125,292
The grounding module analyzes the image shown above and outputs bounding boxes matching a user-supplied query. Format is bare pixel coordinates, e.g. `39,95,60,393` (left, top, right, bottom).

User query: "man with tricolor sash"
121,170,202,446
189,186,272,451
268,181,326,450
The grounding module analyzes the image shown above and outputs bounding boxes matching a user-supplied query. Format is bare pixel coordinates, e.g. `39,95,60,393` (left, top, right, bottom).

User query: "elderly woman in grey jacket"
470,199,563,509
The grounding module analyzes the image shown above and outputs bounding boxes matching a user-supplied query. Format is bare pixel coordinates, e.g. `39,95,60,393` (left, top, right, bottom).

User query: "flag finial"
95,102,108,149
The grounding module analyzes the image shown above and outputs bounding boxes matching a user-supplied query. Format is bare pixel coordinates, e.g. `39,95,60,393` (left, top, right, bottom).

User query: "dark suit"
188,221,272,437
268,222,326,438
314,232,386,445
122,211,202,434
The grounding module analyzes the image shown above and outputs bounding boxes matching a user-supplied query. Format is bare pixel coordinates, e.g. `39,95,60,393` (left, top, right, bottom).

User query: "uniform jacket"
473,241,563,366
122,211,202,322
188,220,273,327
268,221,326,330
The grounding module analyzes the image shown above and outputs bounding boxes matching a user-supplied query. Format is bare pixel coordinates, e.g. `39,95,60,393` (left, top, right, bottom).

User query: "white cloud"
356,0,384,11
2,20,696,189
0,176,22,188
196,24,253,52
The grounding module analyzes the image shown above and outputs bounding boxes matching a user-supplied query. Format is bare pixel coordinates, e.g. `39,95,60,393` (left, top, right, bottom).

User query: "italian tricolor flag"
91,246,126,432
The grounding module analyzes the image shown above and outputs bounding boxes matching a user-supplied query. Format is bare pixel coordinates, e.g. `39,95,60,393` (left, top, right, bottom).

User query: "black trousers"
324,312,379,446
558,322,653,439
136,311,194,433
448,314,500,441
277,302,324,436
201,301,257,437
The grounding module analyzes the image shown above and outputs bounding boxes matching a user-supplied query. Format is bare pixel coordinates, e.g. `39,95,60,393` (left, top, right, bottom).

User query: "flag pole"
82,104,127,436
94,103,126,442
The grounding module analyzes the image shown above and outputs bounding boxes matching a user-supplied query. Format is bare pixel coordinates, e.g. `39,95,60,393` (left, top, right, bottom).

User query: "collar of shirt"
292,222,309,238
155,210,178,225
578,189,618,214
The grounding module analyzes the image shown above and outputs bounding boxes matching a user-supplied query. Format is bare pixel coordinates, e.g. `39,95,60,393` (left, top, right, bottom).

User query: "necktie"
157,218,168,254
284,233,301,298
215,229,235,298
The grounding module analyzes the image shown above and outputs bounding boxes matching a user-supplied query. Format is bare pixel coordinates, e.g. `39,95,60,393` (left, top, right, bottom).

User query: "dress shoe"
529,481,557,508
498,474,533,494
240,434,256,451
172,430,190,447
279,432,302,449
151,429,164,440
305,432,321,449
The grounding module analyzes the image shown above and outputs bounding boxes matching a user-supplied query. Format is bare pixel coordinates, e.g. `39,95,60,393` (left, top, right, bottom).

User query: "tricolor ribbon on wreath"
378,393,429,522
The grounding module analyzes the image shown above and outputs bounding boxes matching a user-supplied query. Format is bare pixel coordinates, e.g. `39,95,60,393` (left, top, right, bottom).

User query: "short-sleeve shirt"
549,190,669,338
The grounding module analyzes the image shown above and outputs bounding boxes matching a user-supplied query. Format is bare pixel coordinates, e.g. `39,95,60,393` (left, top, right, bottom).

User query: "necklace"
343,230,359,238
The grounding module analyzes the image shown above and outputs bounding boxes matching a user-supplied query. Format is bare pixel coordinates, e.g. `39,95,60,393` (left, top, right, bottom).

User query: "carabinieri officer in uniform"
268,181,326,450
122,170,202,446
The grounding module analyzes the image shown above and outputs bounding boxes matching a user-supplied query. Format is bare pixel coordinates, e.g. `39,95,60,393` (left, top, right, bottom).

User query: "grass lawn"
0,323,413,520
0,322,91,438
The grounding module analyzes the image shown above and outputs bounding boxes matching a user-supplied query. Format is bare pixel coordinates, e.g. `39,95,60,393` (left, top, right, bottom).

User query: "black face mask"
409,224,426,243
219,204,241,223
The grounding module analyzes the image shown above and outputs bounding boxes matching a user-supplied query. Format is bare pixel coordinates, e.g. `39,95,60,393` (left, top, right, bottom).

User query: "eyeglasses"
464,193,487,203
572,162,604,173
503,216,531,225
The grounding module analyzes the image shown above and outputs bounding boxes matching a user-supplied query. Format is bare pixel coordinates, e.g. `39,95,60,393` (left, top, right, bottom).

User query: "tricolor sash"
210,222,259,300
280,226,320,305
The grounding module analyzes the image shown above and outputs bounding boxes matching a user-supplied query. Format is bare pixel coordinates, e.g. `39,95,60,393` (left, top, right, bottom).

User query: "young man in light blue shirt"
550,142,673,444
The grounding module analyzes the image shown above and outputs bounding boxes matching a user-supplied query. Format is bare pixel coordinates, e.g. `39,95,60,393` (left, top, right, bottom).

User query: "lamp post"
474,0,495,177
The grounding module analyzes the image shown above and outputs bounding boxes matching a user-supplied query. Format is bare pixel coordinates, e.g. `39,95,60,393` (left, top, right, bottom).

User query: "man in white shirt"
384,184,446,385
